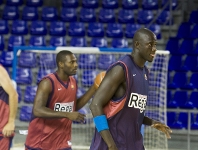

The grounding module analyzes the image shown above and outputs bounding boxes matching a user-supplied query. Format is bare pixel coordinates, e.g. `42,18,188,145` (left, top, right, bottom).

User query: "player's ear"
135,41,140,49
59,61,64,68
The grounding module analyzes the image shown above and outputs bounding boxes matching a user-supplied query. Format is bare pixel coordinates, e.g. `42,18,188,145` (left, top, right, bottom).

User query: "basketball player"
0,65,18,150
25,50,96,150
89,28,172,150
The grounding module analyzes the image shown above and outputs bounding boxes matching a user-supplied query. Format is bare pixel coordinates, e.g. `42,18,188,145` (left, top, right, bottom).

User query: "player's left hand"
2,122,15,137
151,121,172,139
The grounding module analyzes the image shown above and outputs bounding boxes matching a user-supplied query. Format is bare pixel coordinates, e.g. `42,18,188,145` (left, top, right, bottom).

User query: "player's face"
139,33,157,62
62,54,78,76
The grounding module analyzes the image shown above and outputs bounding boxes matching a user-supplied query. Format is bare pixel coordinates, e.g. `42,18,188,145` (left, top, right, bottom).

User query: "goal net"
12,46,169,150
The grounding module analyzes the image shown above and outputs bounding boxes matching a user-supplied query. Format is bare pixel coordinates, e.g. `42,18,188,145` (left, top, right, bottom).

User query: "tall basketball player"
89,28,172,150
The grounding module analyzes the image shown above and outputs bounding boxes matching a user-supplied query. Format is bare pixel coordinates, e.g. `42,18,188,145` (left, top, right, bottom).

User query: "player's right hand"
67,111,85,123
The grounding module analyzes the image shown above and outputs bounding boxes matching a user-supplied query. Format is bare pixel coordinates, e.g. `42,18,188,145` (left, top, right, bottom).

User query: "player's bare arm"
76,84,96,111
90,65,125,149
33,78,85,122
0,66,18,137
143,116,172,139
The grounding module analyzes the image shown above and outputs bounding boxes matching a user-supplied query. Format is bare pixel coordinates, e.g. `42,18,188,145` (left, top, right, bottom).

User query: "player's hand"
2,122,15,137
67,111,85,123
151,121,172,139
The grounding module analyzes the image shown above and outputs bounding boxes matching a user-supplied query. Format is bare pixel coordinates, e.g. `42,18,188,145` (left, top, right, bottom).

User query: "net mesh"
13,48,169,149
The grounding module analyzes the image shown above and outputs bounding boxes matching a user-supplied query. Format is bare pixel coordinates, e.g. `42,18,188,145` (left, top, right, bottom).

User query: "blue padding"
93,115,109,132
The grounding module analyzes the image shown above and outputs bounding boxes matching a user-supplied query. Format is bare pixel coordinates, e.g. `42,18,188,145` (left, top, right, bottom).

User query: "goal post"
12,46,169,150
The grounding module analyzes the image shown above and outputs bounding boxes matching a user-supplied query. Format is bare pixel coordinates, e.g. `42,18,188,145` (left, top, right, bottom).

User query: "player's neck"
131,53,145,68
56,71,69,82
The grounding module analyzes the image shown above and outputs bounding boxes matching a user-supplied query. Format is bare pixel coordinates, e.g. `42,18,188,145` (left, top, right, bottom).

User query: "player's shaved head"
56,50,73,67
132,28,156,48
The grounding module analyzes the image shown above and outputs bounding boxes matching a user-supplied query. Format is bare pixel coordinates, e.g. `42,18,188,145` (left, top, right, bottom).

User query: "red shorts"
0,136,13,150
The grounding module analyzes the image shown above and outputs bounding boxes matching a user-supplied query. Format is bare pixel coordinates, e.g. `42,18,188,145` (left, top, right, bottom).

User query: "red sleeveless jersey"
25,73,77,150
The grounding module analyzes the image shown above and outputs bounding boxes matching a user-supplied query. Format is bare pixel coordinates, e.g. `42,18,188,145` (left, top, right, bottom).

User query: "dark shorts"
25,145,72,150
0,136,13,150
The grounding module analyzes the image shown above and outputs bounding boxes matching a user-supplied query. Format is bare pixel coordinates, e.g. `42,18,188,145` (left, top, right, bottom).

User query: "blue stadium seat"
98,54,116,70
167,112,180,128
0,35,4,50
156,11,171,25
161,0,177,10
77,88,86,98
102,0,118,9
191,114,198,130
142,0,158,10
6,0,23,6
50,37,66,47
22,7,38,21
11,20,28,35
24,86,37,103
18,51,37,68
167,90,178,108
189,73,198,89
176,22,191,39
165,38,179,55
125,24,141,38
168,72,193,89
99,8,115,23
80,8,96,22
26,0,43,7
49,21,66,36
178,39,193,55
0,51,13,67
168,55,185,72
42,7,58,21
190,24,198,39
0,20,9,34
20,106,33,121
8,35,25,51
30,21,47,35
70,37,87,47
91,38,107,48
106,23,123,38
191,42,198,55
3,6,19,20
182,56,198,72
62,0,78,8
78,54,97,69
39,53,56,69
29,36,46,47
82,0,98,8
189,11,198,24
177,112,194,129
82,70,98,87
87,23,104,37
16,68,32,84
37,69,54,83
118,9,135,24
137,10,154,24
111,38,128,48
189,92,198,109
16,86,22,103
122,0,138,9
60,8,77,22
68,22,85,36
148,24,161,39
173,91,194,109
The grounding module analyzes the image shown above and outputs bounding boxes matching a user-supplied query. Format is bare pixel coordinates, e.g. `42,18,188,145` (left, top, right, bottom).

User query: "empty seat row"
168,72,198,90
62,0,178,10
166,38,198,55
167,112,198,129
1,0,42,7
0,36,131,51
169,55,198,72
0,21,162,39
1,6,171,25
167,91,198,109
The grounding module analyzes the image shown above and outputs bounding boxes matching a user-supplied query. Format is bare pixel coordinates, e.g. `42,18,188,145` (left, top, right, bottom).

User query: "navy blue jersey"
90,55,149,150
